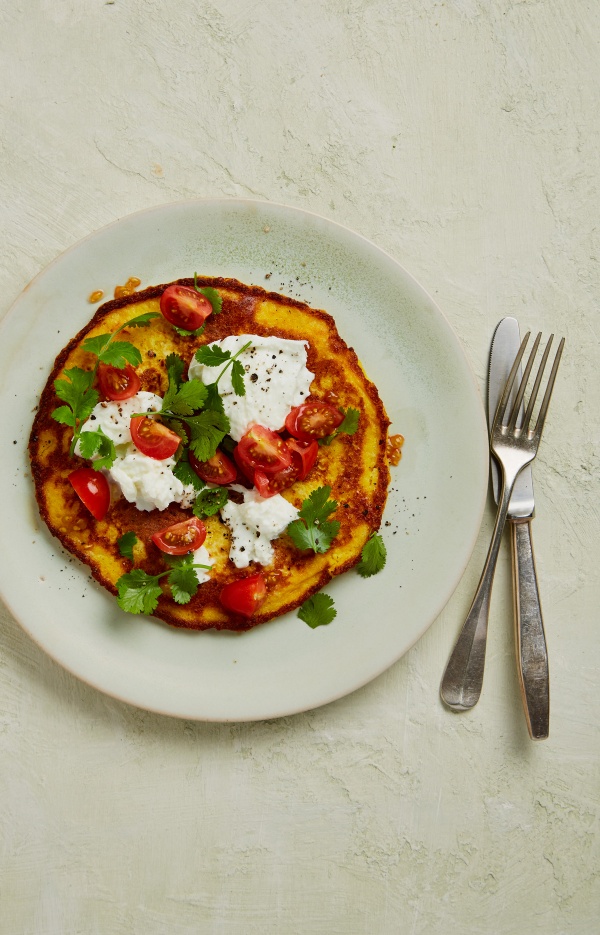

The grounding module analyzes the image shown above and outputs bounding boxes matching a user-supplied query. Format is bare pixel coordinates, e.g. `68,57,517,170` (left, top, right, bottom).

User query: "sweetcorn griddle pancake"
30,277,391,631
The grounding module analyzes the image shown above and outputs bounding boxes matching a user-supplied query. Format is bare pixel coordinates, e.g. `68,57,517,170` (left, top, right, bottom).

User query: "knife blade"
488,318,549,740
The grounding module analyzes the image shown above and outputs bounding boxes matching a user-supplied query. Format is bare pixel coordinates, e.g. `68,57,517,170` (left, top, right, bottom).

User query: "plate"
0,200,488,721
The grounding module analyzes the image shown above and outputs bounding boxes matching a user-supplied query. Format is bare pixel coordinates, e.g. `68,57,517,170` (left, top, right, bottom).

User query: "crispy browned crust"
29,277,391,631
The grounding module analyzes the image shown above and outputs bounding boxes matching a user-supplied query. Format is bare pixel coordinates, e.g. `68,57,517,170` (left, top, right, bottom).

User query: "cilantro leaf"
231,359,246,397
98,340,142,368
192,487,228,518
193,275,223,315
286,486,340,554
166,379,208,416
119,312,160,329
319,407,360,446
167,561,200,604
78,427,117,470
204,383,225,413
117,531,138,562
81,333,112,358
116,570,163,615
298,593,337,628
173,323,206,338
186,410,231,462
356,533,387,578
172,460,205,490
194,345,231,367
165,353,185,388
51,405,77,428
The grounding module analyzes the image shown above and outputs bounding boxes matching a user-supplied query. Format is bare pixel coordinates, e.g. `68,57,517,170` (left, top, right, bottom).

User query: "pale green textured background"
1,1,599,933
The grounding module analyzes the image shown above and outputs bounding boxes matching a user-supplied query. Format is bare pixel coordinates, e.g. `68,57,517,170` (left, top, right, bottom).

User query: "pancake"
29,277,391,631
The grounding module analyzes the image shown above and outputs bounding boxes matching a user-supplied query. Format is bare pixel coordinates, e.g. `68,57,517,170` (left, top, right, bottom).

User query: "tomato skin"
254,461,300,498
130,416,181,460
235,425,292,475
285,401,344,442
151,517,207,555
159,285,212,331
68,467,110,521
220,574,267,617
286,438,319,479
189,449,237,486
98,363,141,401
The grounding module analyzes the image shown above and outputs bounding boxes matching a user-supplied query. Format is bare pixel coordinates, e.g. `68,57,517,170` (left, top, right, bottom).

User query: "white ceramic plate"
0,200,487,721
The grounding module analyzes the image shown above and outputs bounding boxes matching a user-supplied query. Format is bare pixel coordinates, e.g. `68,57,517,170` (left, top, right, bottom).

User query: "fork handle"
510,518,550,740
440,474,516,710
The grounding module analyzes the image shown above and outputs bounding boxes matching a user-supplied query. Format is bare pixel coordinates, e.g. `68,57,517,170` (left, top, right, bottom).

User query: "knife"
488,318,550,740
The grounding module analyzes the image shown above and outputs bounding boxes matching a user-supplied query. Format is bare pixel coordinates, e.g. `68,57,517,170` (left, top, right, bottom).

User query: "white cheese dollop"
77,393,196,512
188,334,314,441
220,489,299,568
192,544,214,585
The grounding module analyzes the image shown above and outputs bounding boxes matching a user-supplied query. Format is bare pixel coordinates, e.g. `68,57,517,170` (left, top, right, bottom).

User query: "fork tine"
522,334,553,432
532,337,565,438
507,332,541,432
495,331,530,426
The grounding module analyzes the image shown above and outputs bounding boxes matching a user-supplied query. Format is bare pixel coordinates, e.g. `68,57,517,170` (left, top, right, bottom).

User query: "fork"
440,331,565,711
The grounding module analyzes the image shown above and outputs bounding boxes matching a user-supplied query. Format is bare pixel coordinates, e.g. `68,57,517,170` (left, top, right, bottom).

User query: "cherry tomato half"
98,362,141,401
151,516,207,555
189,449,237,486
220,573,267,617
286,438,319,480
159,285,213,331
253,461,300,498
285,401,344,442
130,416,181,460
235,425,292,475
68,467,110,521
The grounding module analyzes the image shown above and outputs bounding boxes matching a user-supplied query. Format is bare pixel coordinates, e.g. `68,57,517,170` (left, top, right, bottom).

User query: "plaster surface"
0,1,598,933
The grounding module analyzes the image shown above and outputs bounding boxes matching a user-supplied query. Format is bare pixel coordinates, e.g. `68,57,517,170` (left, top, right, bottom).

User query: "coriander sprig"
297,593,337,628
116,554,211,614
194,339,252,398
51,312,159,456
319,407,360,446
356,533,387,577
286,486,340,554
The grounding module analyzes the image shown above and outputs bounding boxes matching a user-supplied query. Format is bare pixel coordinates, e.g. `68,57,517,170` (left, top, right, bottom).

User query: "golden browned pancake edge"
29,277,391,631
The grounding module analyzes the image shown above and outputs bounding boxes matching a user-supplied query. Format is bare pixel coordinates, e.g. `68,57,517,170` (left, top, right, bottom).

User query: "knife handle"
510,518,550,740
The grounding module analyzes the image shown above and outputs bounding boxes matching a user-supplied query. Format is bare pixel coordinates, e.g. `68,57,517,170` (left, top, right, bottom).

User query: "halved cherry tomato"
220,573,267,617
151,516,207,555
68,467,110,521
130,416,180,460
285,401,344,441
235,425,292,475
286,438,319,480
189,449,237,486
254,461,300,498
98,363,141,401
159,285,213,331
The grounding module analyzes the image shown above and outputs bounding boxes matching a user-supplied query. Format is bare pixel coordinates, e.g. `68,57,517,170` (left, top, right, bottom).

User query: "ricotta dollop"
220,489,299,568
77,393,196,512
188,334,314,441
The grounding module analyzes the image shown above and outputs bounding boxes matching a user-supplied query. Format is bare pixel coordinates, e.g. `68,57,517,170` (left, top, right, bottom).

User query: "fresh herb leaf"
81,333,113,358
286,485,340,554
172,460,205,490
204,383,225,413
319,407,360,446
193,275,222,315
97,340,142,368
356,533,387,578
166,379,208,416
230,359,246,397
298,593,337,628
192,487,228,518
173,323,206,338
165,353,186,389
194,345,232,367
52,368,99,452
167,560,201,604
116,569,164,615
186,409,231,462
117,531,138,562
119,312,160,329
77,427,117,470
